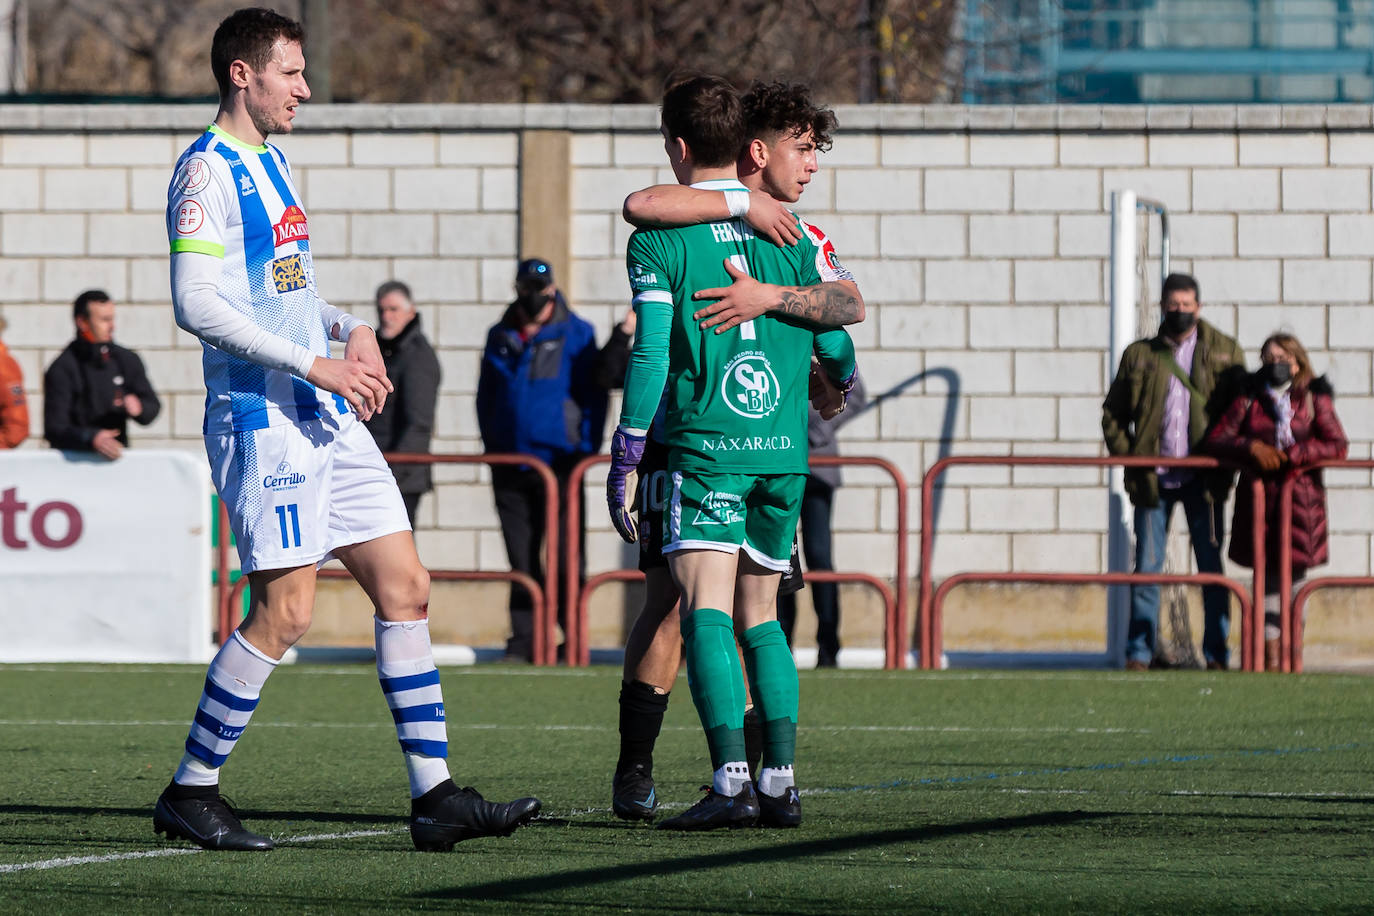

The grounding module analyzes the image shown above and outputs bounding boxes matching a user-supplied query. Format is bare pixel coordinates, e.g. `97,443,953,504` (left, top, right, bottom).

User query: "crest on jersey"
271,254,308,293
174,157,212,196
273,205,310,247
175,201,205,234
720,350,780,420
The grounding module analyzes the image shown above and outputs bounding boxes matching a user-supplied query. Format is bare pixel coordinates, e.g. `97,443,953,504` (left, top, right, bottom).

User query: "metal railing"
918,455,1267,671
1276,458,1374,673
564,453,911,669
214,452,562,666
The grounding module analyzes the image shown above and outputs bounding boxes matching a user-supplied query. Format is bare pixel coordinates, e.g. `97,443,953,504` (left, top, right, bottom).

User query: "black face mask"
1261,361,1293,386
1161,310,1197,336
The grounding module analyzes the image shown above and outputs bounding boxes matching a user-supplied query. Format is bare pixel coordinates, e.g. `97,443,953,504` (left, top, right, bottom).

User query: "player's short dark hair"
660,74,745,169
1161,272,1200,304
743,81,836,153
73,289,111,320
375,280,413,305
211,7,305,100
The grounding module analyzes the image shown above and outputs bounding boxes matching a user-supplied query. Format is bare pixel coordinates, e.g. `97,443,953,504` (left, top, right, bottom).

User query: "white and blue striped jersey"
167,124,345,434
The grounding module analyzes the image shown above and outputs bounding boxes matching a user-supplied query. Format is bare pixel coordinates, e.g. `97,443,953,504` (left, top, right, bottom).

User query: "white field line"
0,829,398,874
0,719,1148,735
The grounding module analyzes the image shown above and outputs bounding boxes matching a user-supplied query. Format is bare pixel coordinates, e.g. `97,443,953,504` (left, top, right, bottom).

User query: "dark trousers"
401,491,422,528
492,463,582,660
778,476,839,665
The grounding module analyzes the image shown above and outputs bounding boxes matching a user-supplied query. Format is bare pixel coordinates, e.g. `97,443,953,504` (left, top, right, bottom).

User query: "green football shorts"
662,470,806,570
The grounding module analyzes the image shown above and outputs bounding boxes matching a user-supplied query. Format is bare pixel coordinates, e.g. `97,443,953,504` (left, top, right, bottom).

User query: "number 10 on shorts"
275,503,302,549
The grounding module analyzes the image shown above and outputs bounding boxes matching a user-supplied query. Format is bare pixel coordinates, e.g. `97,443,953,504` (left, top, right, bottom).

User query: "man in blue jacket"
477,258,608,662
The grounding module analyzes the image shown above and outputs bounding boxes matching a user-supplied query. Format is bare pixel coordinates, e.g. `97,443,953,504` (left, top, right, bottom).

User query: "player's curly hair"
743,82,837,153
660,74,745,169
211,7,306,100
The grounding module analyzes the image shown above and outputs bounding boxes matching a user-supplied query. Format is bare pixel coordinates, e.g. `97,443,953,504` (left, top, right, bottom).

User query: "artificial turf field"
1,663,1371,913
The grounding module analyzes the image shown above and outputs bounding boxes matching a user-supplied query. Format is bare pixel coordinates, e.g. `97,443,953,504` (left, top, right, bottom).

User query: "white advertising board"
0,450,213,663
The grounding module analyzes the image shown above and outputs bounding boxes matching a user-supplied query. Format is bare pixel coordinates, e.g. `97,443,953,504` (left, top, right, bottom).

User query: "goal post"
1107,190,1172,666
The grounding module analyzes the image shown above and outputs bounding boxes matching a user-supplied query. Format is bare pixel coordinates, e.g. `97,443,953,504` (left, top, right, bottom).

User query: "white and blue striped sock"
173,630,278,787
376,617,452,797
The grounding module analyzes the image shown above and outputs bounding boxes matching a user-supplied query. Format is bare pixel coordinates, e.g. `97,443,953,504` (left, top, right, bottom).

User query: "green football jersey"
623,179,836,475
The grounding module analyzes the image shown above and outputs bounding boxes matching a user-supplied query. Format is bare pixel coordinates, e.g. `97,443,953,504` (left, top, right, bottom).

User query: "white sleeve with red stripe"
801,220,856,284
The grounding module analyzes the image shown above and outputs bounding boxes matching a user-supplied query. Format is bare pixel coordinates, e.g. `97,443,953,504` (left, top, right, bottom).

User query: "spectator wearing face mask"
1205,332,1347,670
476,258,608,662
1102,272,1247,671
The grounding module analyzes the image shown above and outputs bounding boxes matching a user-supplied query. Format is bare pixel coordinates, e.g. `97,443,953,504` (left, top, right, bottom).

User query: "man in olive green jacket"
1102,273,1246,671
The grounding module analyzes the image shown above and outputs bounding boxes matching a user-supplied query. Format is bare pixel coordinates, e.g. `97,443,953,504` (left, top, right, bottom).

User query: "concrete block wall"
3,102,1373,611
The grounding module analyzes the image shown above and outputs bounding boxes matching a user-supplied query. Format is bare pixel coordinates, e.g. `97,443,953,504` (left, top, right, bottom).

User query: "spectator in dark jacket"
476,258,608,661
44,289,160,460
778,366,866,667
364,280,441,526
1205,332,1347,670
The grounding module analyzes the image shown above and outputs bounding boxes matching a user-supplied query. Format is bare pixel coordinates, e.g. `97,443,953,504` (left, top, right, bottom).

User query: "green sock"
741,620,798,768
680,608,747,770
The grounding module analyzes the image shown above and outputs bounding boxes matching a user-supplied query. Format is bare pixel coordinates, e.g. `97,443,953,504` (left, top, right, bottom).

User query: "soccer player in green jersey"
610,82,864,824
607,75,858,830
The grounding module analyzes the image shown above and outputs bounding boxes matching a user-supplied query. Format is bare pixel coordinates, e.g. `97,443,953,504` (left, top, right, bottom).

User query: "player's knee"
265,594,314,645
377,564,430,619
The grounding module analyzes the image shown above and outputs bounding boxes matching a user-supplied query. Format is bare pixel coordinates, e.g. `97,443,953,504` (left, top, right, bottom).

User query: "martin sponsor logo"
720,350,780,419
174,157,212,196
239,174,257,197
711,221,755,244
270,253,308,293
273,205,309,247
264,460,306,490
692,490,743,526
699,435,792,453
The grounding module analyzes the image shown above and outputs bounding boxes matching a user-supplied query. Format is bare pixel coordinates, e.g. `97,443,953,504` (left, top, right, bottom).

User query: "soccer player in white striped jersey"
153,7,539,853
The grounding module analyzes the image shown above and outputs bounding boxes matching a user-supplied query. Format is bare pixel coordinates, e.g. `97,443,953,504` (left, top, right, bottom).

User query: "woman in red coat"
1205,333,1348,670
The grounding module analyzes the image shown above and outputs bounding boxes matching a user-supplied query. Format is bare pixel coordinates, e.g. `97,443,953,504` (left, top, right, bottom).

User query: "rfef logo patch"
273,205,309,247
720,351,780,419
175,201,204,234
271,254,308,293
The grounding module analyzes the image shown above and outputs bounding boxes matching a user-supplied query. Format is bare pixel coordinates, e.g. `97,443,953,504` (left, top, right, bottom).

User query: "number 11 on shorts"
275,503,301,549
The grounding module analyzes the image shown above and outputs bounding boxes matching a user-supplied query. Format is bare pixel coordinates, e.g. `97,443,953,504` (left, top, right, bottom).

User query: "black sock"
166,780,219,801
617,680,669,776
743,706,763,777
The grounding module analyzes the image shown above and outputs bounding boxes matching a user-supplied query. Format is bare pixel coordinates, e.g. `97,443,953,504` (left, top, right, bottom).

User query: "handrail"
919,455,1264,671
571,568,898,668
215,452,561,666
933,571,1254,666
1275,458,1374,673
225,567,546,658
565,453,910,669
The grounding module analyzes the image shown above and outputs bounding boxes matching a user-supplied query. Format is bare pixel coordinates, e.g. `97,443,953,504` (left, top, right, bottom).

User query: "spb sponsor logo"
721,351,780,419
263,460,306,491
271,254,308,293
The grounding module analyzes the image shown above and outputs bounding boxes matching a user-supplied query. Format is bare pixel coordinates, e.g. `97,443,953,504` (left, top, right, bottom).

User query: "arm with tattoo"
692,261,865,333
